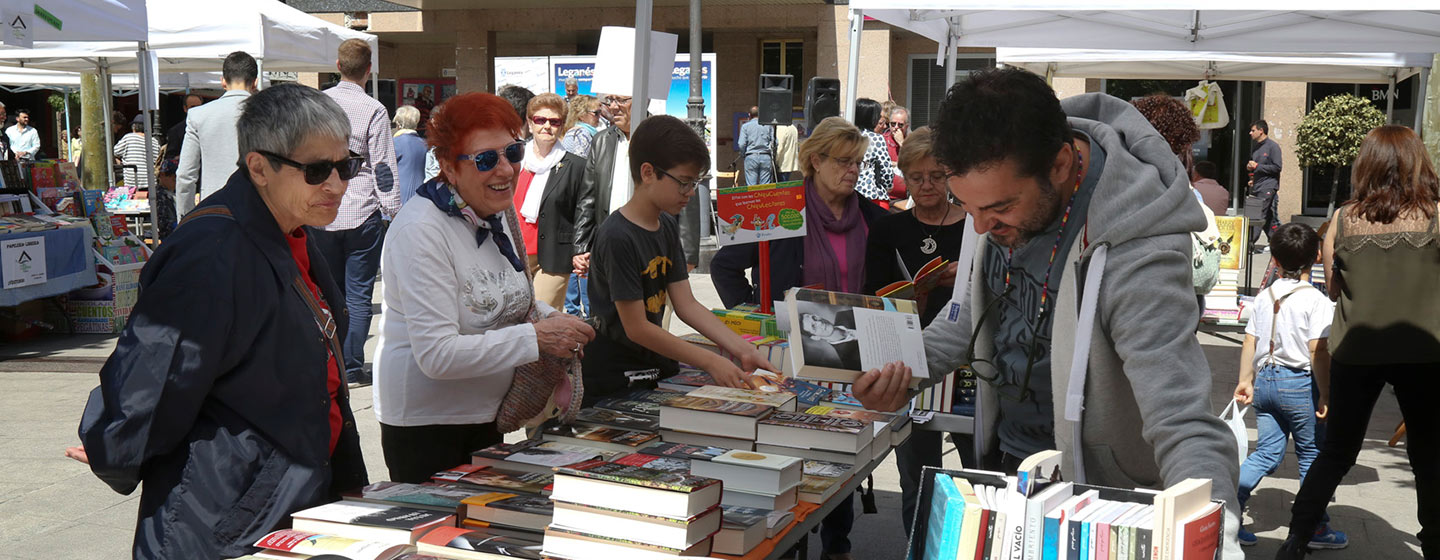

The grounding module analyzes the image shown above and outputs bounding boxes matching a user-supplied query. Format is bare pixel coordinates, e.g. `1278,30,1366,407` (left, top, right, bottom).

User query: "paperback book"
784,287,925,385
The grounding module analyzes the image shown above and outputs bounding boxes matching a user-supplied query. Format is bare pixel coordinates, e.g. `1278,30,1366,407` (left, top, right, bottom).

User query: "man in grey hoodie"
853,68,1241,559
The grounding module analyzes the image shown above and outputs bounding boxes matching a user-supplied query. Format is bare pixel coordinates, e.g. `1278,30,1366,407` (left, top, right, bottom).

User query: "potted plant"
1295,93,1386,216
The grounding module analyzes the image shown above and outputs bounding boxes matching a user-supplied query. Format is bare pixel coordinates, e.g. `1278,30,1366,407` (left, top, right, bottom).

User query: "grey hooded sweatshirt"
921,93,1241,559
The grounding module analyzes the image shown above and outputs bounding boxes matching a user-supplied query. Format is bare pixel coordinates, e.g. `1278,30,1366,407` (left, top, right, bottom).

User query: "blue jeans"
743,154,774,186
310,210,385,376
1238,363,1323,510
565,273,590,317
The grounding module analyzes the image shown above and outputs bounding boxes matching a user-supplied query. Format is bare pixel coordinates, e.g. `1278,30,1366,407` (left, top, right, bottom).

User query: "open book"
875,255,950,300
784,287,924,386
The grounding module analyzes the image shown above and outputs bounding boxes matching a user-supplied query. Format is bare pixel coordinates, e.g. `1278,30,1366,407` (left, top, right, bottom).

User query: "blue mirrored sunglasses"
457,142,525,172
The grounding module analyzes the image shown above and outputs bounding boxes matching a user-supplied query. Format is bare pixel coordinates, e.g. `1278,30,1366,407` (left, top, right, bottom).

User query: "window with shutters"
907,55,995,128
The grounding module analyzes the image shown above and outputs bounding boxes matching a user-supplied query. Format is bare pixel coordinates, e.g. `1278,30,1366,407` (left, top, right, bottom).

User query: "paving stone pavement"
0,273,1422,559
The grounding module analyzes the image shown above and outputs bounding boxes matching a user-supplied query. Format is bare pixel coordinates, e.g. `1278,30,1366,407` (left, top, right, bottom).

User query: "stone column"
455,30,496,94
1261,81,1307,219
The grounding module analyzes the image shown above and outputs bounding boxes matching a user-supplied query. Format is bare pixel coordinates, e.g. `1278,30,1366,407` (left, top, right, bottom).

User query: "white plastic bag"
1219,398,1250,464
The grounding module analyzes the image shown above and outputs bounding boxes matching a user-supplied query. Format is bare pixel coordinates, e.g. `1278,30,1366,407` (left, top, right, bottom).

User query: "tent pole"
1387,71,1397,122
631,0,653,136
100,61,116,190
63,88,72,161
945,22,959,89
844,9,863,120
139,42,160,244
1231,83,1244,215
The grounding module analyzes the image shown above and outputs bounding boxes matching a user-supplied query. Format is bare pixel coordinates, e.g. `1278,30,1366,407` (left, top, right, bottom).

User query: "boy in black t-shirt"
582,115,777,404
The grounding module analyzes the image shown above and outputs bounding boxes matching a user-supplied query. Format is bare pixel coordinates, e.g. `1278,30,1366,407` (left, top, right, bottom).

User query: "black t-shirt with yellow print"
581,211,689,405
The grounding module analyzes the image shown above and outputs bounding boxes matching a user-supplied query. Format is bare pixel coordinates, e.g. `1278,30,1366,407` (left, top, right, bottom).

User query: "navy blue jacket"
79,168,367,559
710,197,889,308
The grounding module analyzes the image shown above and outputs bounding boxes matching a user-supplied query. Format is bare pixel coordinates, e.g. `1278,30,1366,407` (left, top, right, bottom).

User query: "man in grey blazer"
175,51,258,217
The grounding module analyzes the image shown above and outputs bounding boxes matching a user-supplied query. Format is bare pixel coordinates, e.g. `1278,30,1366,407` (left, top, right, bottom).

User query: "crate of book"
66,262,142,334
906,450,1224,560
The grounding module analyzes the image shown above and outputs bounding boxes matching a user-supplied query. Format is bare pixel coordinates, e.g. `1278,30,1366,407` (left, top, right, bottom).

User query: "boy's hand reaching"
704,355,752,389
738,350,778,379
1233,381,1254,405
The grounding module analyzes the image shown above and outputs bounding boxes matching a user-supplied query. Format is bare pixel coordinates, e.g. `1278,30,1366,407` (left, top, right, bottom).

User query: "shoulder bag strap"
179,205,346,388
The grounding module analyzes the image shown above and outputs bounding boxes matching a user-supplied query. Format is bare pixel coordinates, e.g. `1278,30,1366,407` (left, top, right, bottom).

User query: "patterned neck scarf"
414,178,524,272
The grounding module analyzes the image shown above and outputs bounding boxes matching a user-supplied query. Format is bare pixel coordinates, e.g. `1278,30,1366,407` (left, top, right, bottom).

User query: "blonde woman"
393,105,426,205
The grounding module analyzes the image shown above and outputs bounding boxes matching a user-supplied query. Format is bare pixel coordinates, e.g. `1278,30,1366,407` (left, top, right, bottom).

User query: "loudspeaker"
805,77,841,133
757,74,793,126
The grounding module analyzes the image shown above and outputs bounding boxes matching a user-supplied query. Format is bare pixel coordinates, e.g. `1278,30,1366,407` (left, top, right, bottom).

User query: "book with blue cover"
925,473,965,560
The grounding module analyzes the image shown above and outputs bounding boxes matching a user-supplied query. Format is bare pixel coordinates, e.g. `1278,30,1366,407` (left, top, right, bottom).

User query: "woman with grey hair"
73,83,369,559
393,104,427,205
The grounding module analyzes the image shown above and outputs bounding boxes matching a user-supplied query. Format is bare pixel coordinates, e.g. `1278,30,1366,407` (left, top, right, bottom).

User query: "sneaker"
1308,525,1349,550
1238,527,1258,546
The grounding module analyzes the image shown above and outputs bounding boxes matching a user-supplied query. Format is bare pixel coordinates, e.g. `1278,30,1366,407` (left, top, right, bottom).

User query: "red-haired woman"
373,92,595,483
1276,125,1440,559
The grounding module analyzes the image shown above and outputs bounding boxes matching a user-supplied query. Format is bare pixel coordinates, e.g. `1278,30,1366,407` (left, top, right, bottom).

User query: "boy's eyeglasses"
530,115,564,127
656,167,708,195
457,142,525,172
957,283,1052,403
257,150,363,185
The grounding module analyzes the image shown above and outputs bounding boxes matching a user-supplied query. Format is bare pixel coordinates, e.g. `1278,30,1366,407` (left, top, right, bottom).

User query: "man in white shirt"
7,109,40,161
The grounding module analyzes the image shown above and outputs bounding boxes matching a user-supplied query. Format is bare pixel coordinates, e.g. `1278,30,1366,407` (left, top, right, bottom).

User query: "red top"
513,170,539,256
285,228,343,454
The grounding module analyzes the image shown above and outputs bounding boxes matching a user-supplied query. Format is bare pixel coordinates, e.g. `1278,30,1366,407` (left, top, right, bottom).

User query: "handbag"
493,208,585,433
1219,398,1250,465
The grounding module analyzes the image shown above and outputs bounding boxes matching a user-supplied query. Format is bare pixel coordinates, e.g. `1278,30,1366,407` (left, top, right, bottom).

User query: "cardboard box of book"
66,262,142,334
906,451,1223,560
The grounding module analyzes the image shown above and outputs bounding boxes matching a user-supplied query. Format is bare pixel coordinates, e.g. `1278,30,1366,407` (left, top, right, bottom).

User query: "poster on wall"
549,53,718,191
496,56,551,94
714,181,806,247
398,79,456,131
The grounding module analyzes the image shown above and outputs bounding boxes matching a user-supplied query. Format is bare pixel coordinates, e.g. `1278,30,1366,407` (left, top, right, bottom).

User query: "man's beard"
995,177,1063,249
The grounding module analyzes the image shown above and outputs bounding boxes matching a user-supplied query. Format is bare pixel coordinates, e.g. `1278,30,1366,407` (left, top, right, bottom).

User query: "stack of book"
714,505,772,555
543,460,723,559
469,438,621,475
912,450,1223,560
755,409,874,466
287,501,454,545
691,448,803,513
415,525,545,559
540,423,660,453
804,405,897,463
657,394,776,451
246,529,417,559
799,459,855,505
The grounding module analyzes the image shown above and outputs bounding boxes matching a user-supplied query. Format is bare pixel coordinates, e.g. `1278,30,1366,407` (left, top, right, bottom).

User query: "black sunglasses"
457,142,525,172
958,283,1054,403
258,150,363,185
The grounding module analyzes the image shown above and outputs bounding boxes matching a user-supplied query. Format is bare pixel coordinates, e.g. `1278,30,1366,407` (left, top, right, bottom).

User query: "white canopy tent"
2,0,149,44
996,49,1431,85
0,0,377,74
0,0,376,242
845,2,1440,117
